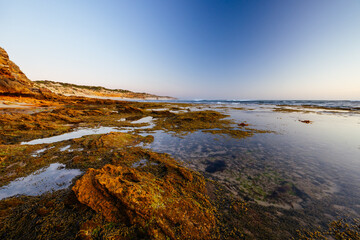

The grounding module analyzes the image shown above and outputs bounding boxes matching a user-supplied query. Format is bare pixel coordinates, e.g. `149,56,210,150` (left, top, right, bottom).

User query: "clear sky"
1,0,359,100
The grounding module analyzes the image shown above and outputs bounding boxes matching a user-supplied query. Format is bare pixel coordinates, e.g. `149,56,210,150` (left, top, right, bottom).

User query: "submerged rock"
299,120,312,124
238,122,249,127
73,153,216,240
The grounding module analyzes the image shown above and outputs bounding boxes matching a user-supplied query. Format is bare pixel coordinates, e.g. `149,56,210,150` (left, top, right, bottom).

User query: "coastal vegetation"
34,80,175,100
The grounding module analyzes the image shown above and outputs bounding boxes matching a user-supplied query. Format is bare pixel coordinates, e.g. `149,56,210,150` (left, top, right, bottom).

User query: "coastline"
1,94,359,239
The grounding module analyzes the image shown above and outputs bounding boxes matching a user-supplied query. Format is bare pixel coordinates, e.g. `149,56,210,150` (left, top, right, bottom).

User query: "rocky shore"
1,47,359,239
0,47,249,239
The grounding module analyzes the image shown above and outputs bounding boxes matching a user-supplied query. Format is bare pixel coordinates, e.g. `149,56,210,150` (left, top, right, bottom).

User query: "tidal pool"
0,163,82,200
131,158,148,168
144,104,360,229
21,127,120,145
131,116,153,124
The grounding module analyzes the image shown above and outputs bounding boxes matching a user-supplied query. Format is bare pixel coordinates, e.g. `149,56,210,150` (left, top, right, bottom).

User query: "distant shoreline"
61,93,175,101
34,80,176,101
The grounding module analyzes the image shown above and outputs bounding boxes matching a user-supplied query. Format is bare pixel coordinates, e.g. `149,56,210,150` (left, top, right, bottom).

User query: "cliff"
0,46,175,100
0,47,34,95
34,80,175,100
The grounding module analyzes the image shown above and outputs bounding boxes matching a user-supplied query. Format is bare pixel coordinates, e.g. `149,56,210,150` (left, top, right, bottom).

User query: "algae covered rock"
73,152,216,240
91,132,153,149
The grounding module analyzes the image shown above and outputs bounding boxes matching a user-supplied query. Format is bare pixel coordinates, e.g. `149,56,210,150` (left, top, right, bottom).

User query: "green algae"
273,107,307,113
296,218,360,240
203,129,257,139
0,132,155,188
145,110,270,139
151,110,231,133
0,190,144,240
0,98,276,239
0,145,216,240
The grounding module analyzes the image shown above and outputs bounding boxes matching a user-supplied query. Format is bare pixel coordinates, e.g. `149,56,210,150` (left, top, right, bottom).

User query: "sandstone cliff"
0,47,34,94
0,46,174,100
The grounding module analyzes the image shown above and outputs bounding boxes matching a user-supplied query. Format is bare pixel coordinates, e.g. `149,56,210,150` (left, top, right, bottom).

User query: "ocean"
160,99,360,111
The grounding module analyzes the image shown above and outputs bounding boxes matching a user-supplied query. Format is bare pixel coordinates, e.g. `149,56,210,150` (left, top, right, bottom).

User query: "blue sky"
1,0,359,99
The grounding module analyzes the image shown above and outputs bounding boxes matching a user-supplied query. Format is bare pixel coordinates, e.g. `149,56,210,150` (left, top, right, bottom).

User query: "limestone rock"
0,47,34,94
73,153,216,240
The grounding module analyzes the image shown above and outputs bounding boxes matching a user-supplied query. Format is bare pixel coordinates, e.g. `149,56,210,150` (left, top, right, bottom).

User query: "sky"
1,0,359,100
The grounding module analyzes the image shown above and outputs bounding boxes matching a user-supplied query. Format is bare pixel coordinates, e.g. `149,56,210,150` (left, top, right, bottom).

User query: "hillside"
0,46,174,100
34,80,175,100
0,47,34,95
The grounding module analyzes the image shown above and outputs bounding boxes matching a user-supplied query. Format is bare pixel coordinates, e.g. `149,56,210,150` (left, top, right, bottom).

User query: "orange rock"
36,207,50,216
73,153,216,240
0,47,34,94
238,122,249,127
299,120,312,124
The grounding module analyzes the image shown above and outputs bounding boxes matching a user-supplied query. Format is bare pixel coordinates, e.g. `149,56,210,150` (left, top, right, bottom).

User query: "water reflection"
131,116,153,124
21,127,120,145
144,104,360,221
0,163,82,200
132,159,148,168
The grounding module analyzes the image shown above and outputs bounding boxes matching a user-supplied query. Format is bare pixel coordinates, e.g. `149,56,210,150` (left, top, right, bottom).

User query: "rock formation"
0,46,174,100
73,150,216,240
0,47,34,94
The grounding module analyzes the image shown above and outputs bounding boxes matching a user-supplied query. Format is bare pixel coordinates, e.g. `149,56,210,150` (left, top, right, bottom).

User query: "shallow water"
6,102,359,229
31,147,50,157
119,116,156,133
0,163,82,200
21,127,120,145
146,104,360,223
131,116,154,124
60,145,71,152
170,100,360,111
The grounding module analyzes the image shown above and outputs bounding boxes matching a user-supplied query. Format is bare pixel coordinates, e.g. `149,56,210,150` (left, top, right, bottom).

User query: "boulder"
73,152,216,240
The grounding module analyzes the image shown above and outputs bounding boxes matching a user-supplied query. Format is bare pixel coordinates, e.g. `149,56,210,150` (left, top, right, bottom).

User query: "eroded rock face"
73,152,216,240
0,47,34,94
